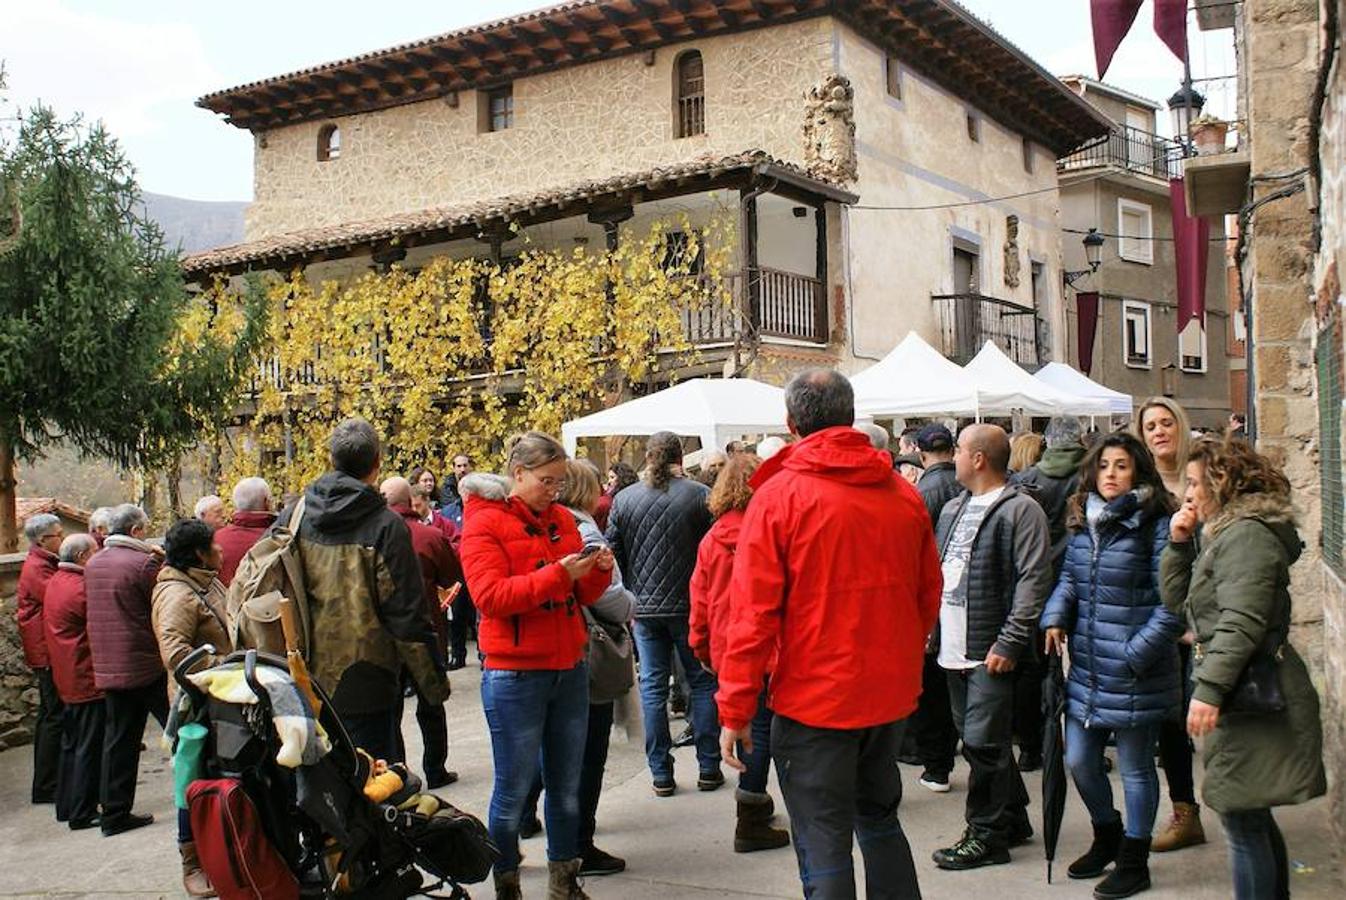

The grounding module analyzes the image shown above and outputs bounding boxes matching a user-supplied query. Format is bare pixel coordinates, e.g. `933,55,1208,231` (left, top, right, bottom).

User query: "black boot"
1093,837,1151,898
1068,817,1123,879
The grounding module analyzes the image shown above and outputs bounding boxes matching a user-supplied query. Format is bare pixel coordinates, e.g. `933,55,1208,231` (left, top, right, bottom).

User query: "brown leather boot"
1150,801,1206,852
734,789,791,853
546,858,590,900
494,868,523,900
179,842,216,898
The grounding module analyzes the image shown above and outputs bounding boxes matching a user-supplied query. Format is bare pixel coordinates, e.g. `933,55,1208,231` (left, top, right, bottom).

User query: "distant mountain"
139,191,247,254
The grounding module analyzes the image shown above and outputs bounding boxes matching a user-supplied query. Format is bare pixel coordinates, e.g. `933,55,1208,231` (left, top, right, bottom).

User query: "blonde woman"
1133,398,1191,500
1008,432,1045,474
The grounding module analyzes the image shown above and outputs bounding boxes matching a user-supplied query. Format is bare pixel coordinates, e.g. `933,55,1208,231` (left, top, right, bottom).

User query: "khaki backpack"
226,498,311,657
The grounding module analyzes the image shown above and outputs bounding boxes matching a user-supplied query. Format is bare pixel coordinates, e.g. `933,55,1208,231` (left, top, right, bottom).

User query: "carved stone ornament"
1003,214,1022,288
803,74,858,184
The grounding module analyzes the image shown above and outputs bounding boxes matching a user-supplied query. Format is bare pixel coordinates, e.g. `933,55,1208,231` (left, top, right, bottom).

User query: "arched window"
317,124,341,161
675,51,705,138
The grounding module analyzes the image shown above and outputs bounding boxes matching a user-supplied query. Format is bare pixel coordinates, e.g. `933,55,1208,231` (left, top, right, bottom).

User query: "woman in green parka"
1159,438,1326,900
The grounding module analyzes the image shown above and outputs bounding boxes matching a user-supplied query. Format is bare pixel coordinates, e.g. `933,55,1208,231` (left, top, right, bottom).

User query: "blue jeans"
1221,808,1289,900
739,683,774,794
480,664,589,872
1065,717,1160,839
634,618,720,780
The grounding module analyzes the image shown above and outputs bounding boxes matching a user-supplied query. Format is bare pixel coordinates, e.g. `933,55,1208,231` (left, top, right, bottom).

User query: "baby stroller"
170,644,497,900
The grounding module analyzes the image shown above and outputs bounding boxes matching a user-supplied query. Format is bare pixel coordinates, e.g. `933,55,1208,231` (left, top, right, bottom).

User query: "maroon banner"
1076,291,1101,376
1091,0,1143,79
1170,177,1210,331
1153,0,1188,64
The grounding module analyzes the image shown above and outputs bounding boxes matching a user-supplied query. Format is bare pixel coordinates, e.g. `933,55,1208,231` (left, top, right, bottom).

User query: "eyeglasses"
536,476,568,492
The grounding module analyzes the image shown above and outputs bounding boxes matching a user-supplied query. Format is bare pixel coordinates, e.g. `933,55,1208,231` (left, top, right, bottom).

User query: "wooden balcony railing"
932,293,1040,367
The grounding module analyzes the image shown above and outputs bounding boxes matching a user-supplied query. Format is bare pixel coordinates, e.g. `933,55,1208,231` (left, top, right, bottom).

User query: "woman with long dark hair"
1160,438,1325,900
1042,432,1182,898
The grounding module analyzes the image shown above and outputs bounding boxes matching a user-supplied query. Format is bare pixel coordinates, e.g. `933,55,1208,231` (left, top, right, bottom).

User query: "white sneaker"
919,773,951,793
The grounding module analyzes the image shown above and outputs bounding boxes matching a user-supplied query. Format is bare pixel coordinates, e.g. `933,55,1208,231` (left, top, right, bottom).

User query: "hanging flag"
1091,0,1143,79
1076,291,1102,376
1170,178,1210,331
1153,0,1188,64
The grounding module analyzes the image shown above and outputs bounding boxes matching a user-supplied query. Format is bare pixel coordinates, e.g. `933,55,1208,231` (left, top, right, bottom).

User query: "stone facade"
0,554,38,750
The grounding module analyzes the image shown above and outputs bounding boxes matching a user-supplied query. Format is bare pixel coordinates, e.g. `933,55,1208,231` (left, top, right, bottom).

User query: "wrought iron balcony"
932,293,1040,367
1058,125,1185,181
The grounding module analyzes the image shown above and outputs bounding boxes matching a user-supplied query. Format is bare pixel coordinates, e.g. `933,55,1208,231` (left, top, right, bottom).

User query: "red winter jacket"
85,537,164,692
44,564,102,704
394,505,464,658
716,427,943,731
16,546,59,668
215,510,277,586
689,509,778,676
459,474,611,671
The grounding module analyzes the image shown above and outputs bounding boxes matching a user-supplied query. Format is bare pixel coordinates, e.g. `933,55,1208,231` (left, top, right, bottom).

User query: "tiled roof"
17,498,92,526
181,150,854,276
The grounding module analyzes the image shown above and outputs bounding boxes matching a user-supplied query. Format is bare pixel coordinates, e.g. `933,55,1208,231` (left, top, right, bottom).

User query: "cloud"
1,1,219,137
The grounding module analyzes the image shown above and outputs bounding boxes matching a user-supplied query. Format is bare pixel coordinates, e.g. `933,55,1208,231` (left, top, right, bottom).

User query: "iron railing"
1058,125,1185,181
932,293,1040,367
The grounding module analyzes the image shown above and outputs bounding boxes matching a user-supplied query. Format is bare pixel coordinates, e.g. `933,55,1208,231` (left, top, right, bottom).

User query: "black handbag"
583,608,635,704
1220,631,1287,715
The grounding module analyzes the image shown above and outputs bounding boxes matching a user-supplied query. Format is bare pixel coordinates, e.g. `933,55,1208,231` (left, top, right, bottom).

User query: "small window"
1022,137,1034,173
662,230,705,275
1179,318,1207,372
952,243,980,294
675,51,706,138
1123,300,1153,368
966,111,980,143
1118,199,1154,264
1031,260,1046,306
317,124,340,161
484,85,514,132
884,54,902,101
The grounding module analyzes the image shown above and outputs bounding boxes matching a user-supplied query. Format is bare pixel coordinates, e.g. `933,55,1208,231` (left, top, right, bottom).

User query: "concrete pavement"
0,663,1339,898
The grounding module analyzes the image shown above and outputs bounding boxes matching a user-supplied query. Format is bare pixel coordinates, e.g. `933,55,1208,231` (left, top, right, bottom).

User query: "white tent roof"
851,332,983,417
561,378,788,455
964,342,1116,416
1034,362,1134,415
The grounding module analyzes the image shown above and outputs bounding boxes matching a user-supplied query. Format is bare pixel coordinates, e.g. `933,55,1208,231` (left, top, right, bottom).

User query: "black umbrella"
1041,649,1068,883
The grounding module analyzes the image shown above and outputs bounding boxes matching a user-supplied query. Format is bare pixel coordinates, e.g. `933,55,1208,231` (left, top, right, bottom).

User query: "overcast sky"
0,0,1236,202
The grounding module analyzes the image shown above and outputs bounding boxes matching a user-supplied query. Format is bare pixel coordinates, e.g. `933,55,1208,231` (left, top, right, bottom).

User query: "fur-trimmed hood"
458,472,510,501
1206,491,1301,562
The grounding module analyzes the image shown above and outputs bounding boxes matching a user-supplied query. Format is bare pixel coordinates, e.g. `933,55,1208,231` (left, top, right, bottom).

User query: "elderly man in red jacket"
16,513,64,807
214,476,277,586
717,368,942,899
382,475,463,788
44,533,104,829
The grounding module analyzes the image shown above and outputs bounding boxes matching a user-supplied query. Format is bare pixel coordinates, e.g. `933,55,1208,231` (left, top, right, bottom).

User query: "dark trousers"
771,715,921,900
398,676,448,781
522,700,616,854
738,685,774,794
910,654,958,779
1221,808,1289,900
1158,644,1196,804
56,698,105,824
947,665,1030,848
1011,651,1044,757
101,674,169,820
448,591,476,664
32,667,64,804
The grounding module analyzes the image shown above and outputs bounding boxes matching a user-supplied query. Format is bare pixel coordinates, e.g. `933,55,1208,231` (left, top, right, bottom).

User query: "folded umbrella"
1041,650,1068,883
280,596,322,719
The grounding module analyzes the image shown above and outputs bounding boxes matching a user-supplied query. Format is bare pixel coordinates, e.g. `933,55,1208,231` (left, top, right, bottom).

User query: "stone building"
1057,77,1231,427
184,0,1109,391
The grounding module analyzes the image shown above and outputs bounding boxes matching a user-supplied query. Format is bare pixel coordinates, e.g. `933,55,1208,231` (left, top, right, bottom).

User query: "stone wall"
0,554,38,751
247,19,834,240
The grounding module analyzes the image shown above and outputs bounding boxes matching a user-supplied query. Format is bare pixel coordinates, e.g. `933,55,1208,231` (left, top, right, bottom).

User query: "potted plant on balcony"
1189,114,1230,155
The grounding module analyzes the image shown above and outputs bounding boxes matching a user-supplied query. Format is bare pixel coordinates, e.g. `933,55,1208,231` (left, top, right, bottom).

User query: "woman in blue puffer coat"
1041,431,1182,900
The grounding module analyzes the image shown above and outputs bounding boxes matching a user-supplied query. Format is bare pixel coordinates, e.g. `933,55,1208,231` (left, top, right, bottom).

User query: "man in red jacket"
16,513,64,807
44,533,104,829
215,477,278,586
717,368,942,899
382,476,463,788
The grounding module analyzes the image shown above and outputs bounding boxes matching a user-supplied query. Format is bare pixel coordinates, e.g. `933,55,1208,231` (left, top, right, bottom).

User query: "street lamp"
1063,228,1105,287
1168,85,1206,151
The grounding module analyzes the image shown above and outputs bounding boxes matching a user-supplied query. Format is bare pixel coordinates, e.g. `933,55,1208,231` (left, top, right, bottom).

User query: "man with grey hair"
88,507,114,548
45,533,104,829
84,503,162,836
16,512,65,807
215,477,276,586
193,495,227,530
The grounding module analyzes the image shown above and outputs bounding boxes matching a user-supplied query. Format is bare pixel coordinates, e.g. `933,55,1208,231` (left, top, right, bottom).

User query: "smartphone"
577,544,603,558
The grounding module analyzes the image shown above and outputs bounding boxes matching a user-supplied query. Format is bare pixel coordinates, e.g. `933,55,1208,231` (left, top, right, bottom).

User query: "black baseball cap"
915,424,954,453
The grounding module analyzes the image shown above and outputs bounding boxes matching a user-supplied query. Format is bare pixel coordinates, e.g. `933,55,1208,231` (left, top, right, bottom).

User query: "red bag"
187,778,299,900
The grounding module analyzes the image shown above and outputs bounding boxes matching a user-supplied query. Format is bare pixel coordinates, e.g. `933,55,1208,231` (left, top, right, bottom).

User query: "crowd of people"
11,367,1329,900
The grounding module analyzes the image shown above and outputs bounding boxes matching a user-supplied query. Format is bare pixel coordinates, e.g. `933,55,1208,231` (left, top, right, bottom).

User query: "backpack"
226,498,310,657
188,778,299,900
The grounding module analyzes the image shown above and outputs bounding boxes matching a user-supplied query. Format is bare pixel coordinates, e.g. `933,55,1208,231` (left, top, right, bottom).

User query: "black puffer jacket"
917,462,960,529
1014,444,1086,577
606,476,711,618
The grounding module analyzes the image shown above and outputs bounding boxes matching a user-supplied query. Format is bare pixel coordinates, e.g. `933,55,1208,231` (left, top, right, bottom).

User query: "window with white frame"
1179,318,1207,372
1123,300,1152,368
1117,199,1154,264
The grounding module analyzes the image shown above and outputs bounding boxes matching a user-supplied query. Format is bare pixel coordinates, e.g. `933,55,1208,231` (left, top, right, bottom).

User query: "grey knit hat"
1044,416,1084,449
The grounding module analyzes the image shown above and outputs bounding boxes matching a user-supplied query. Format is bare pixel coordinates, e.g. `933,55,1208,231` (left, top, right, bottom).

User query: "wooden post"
814,204,829,344
0,434,18,553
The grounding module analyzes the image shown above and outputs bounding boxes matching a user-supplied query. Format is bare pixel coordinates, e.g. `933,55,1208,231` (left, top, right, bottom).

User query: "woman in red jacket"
458,432,613,900
689,453,789,854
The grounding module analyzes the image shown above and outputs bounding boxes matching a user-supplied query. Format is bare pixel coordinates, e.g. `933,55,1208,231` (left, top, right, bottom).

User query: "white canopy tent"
963,342,1116,416
851,332,983,417
561,377,788,455
1033,362,1134,416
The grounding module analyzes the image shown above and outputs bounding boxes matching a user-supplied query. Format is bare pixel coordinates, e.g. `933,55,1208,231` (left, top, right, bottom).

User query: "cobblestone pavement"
0,662,1339,898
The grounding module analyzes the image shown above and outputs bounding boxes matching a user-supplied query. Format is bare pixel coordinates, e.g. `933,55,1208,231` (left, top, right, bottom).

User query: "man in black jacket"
931,424,1053,871
916,424,960,525
606,431,715,795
